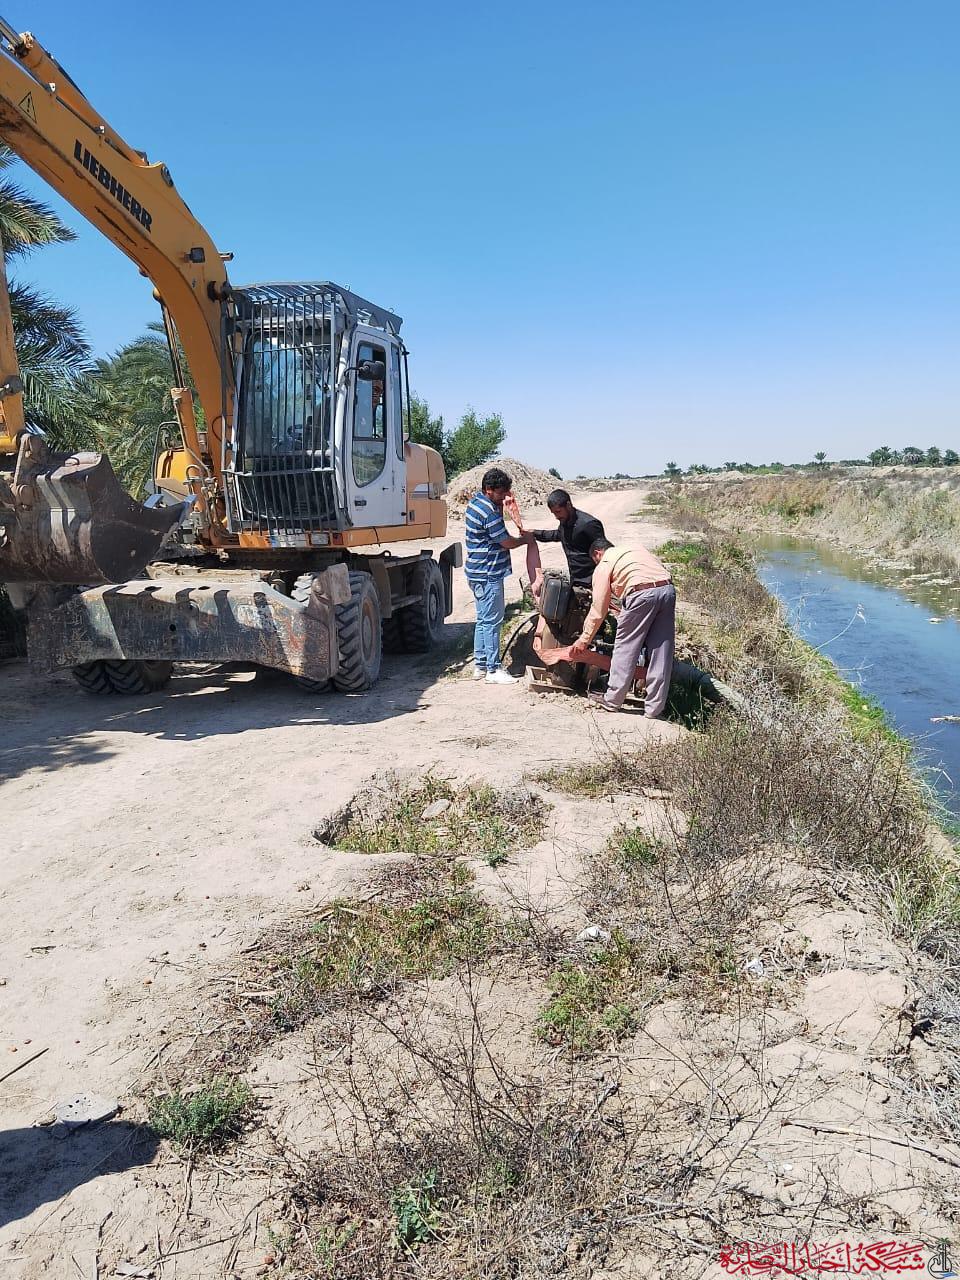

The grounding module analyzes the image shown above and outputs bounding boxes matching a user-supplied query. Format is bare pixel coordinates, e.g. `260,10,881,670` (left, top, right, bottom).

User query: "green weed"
538,934,644,1053
328,775,544,865
613,826,661,868
314,1223,359,1275
148,1075,252,1152
270,891,501,1030
392,1168,443,1251
656,538,705,565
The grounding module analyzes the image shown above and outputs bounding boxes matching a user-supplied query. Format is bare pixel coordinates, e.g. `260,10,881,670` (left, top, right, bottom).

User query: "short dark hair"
590,537,614,557
547,488,571,508
482,467,512,492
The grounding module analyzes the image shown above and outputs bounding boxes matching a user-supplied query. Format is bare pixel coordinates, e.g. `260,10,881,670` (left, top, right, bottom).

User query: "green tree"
925,446,942,467
444,407,505,477
664,460,682,478
944,448,959,467
902,446,924,465
0,146,97,447
406,394,446,458
814,451,827,466
868,445,894,465
548,466,562,479
406,396,505,478
93,326,186,495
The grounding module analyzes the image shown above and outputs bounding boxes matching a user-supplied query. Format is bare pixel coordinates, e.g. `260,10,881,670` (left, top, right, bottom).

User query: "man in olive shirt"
528,489,605,589
569,538,676,718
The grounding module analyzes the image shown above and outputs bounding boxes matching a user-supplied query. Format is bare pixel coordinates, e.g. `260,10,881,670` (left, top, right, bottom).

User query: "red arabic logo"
717,1241,936,1275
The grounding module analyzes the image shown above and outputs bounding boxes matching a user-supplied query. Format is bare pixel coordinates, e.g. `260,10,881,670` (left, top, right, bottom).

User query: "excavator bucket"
0,434,187,585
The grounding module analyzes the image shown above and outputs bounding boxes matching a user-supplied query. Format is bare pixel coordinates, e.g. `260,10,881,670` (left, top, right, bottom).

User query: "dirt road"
0,486,673,1274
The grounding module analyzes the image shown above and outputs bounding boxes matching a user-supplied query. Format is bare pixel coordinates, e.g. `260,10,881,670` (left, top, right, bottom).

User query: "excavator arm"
0,15,235,582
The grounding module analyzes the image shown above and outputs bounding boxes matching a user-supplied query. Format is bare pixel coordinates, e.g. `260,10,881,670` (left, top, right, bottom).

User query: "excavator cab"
221,282,408,544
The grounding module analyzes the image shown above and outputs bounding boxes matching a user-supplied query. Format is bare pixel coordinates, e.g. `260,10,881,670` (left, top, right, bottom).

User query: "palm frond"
0,181,75,257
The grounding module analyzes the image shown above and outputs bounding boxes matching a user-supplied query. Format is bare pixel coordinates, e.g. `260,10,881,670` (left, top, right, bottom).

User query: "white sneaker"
485,668,519,685
472,667,487,681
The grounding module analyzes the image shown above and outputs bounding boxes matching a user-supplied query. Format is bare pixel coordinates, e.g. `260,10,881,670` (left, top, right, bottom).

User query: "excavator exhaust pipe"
0,434,187,585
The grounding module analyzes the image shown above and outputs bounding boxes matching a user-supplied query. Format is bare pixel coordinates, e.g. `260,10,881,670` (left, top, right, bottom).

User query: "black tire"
72,659,173,695
333,570,382,692
291,572,332,693
105,659,173,693
399,560,444,653
72,661,114,695
381,612,405,654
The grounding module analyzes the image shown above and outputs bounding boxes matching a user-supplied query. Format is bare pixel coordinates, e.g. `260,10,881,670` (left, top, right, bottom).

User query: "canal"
755,538,960,820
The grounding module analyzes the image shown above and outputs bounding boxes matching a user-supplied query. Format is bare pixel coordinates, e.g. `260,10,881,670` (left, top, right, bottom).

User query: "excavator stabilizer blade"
0,435,187,585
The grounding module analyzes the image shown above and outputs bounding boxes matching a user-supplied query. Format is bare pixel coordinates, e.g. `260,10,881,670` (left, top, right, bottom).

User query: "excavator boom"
0,15,233,584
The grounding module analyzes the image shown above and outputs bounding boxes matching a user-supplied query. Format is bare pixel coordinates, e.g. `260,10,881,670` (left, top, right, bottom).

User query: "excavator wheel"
333,570,382,692
381,613,404,654
291,573,332,694
72,659,173,695
399,560,444,652
72,662,114,695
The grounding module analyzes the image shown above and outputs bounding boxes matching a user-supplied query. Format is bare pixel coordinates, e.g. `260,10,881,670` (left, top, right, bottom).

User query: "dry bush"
887,975,960,1146
551,678,952,969
275,978,677,1279
638,681,941,928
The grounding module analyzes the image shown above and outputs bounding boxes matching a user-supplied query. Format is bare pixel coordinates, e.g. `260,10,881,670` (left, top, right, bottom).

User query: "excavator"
0,16,459,694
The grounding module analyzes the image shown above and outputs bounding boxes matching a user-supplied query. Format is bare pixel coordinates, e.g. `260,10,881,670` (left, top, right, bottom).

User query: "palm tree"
94,326,181,495
0,145,97,448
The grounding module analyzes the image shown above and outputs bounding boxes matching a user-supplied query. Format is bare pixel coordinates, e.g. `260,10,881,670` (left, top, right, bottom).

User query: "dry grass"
317,773,546,868
262,978,701,1279
659,536,813,696
659,470,960,574
540,673,956,963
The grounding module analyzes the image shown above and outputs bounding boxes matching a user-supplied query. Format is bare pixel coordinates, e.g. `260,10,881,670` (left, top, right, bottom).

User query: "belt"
622,579,671,600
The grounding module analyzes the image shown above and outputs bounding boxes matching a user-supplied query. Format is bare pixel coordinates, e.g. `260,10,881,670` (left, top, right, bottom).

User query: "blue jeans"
469,577,506,671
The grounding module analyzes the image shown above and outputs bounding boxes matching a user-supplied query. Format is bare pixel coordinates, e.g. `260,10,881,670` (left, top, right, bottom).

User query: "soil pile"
447,457,558,517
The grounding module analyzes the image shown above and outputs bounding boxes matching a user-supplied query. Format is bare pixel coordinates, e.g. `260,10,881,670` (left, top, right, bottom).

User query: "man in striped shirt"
464,467,532,684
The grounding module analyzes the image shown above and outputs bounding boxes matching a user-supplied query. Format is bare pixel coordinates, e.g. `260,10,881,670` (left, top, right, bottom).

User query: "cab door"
345,329,404,531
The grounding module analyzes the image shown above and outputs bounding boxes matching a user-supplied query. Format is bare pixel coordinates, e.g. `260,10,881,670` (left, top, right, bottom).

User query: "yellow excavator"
0,16,458,694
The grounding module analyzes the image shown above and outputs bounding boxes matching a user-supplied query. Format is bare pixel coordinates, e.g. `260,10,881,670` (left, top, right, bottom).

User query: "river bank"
651,467,960,578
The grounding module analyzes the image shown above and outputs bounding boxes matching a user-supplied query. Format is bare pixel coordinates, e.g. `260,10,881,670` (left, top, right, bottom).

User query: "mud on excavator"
0,16,459,694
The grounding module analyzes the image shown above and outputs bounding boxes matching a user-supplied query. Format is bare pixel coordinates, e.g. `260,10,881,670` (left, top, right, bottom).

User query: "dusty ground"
0,487,686,1277
2,485,958,1278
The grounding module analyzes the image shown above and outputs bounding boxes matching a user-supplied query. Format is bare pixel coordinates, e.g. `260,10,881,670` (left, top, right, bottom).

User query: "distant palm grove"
664,444,959,478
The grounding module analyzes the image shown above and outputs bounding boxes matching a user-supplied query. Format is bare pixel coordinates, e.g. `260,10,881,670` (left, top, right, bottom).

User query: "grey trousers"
604,584,676,717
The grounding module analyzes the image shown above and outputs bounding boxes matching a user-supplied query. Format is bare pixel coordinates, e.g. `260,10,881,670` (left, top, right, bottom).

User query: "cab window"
352,341,387,486
390,345,404,460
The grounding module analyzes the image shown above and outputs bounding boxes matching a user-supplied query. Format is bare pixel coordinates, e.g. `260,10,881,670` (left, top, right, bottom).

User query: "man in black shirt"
529,489,606,588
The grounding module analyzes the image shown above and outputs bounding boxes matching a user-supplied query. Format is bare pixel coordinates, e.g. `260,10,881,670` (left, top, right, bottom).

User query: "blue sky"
9,1,960,476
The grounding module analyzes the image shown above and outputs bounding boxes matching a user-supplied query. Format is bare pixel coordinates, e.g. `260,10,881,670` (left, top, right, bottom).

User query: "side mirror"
356,359,386,382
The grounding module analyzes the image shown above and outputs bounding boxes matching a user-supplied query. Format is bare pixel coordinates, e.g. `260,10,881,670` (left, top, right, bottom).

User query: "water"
755,538,960,820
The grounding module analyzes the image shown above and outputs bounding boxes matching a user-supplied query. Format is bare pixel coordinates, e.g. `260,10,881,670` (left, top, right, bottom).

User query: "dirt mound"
447,457,558,517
